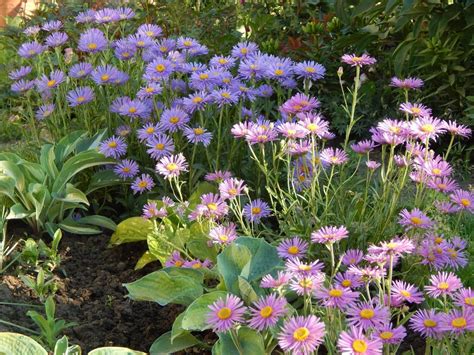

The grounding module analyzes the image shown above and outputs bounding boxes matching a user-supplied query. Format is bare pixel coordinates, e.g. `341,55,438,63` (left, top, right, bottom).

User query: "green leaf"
88,347,145,355
213,327,265,355
171,312,186,342
0,175,16,201
76,215,116,231
53,336,68,355
27,183,51,222
148,222,190,266
149,331,199,355
188,182,217,208
181,291,228,331
109,217,153,245
238,276,259,304
40,144,59,179
124,268,203,306
0,160,26,191
75,129,108,153
86,169,124,195
134,251,158,270
53,183,89,205
0,332,47,355
58,219,102,235
393,40,415,76
217,242,252,295
54,131,87,164
6,203,31,220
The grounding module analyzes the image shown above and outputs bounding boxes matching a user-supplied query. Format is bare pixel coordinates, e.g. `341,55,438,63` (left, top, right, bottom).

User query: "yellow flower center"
199,73,209,80
217,307,232,320
170,116,180,124
421,124,434,133
434,237,443,244
423,319,437,328
352,57,362,62
352,339,368,352
155,143,165,150
389,126,400,134
192,96,203,103
146,127,155,134
288,246,299,255
219,235,229,242
240,48,248,54
145,87,154,93
108,141,117,148
400,290,411,298
122,52,130,58
155,64,166,72
293,327,309,342
193,128,204,135
128,107,137,113
87,43,97,50
341,280,352,287
28,49,36,55
438,282,449,290
122,167,130,172
410,216,422,225
78,70,85,76
359,309,374,319
257,134,268,141
305,66,315,73
387,242,397,249
221,92,231,99
166,163,178,171
192,262,201,269
464,297,474,306
437,183,447,190
228,188,238,196
137,41,145,46
160,46,167,52
451,317,467,329
145,31,154,37
461,198,471,207
299,265,311,271
299,278,313,288
380,331,394,340
251,207,261,215
207,203,218,211
329,289,343,297
175,260,183,267
101,74,110,82
411,107,421,114
183,40,192,47
432,168,441,175
76,96,85,103
218,58,228,64
274,69,284,76
260,306,273,318
47,80,56,87
307,123,319,132
138,181,148,188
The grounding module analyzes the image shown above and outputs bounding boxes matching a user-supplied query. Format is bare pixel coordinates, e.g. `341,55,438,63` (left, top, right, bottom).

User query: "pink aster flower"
164,251,185,267
374,324,406,344
410,116,446,141
398,208,433,230
156,153,188,179
209,223,237,246
218,178,246,200
245,125,278,145
285,258,324,276
248,293,287,331
442,120,472,138
277,122,308,139
277,237,309,259
278,315,326,354
320,147,349,166
337,326,383,354
131,174,155,194
335,271,364,289
400,102,432,118
368,237,415,257
346,301,390,330
390,77,423,90
342,249,364,266
391,280,424,304
348,266,386,283
454,288,474,310
207,294,246,333
205,170,232,183
296,112,330,138
434,200,459,214
422,157,452,178
427,176,459,193
425,271,462,298
260,271,292,288
440,309,474,335
290,274,325,296
192,193,229,220
351,139,377,154
449,189,474,212
183,259,212,269
365,160,381,171
341,53,377,67
314,285,359,310
142,202,167,219
280,93,320,116
311,225,349,244
410,309,444,338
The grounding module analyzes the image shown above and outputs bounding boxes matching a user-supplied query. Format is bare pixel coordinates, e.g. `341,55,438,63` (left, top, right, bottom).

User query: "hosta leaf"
76,215,116,231
40,144,59,179
0,160,25,192
6,203,31,220
58,219,102,235
213,327,265,355
88,347,145,355
181,291,228,331
109,217,153,245
134,251,158,270
86,169,124,195
149,331,199,355
52,183,89,205
0,332,47,355
0,175,16,201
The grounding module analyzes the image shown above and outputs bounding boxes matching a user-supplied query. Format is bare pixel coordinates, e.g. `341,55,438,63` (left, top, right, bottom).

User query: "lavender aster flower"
36,70,65,92
35,104,55,120
156,153,188,179
249,294,287,331
398,208,433,230
160,108,189,132
277,237,309,259
346,301,390,330
11,79,35,93
410,309,443,338
338,326,382,354
78,28,107,53
231,41,259,59
99,136,127,159
390,77,424,90
45,32,68,47
23,25,41,36
450,189,474,212
375,324,406,345
294,61,326,81
320,147,349,166
391,280,424,304
341,53,377,67
131,174,155,194
425,271,462,298
113,159,139,179
243,199,271,223
146,134,174,160
69,62,93,79
66,86,94,107
137,24,163,38
183,126,212,146
207,295,246,333
342,249,364,266
18,41,46,58
9,66,32,80
209,223,237,246
278,315,326,354
42,20,62,32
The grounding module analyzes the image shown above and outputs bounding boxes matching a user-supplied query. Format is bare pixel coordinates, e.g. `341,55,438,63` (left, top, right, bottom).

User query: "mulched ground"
0,233,182,353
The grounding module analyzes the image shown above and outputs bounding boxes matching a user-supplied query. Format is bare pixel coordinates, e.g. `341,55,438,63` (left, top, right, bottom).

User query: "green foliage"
214,326,265,355
0,130,117,236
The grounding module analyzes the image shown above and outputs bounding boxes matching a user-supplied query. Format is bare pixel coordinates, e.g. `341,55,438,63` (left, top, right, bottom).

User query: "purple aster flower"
422,157,452,178
320,147,349,166
9,66,32,80
450,189,474,212
138,24,163,38
351,139,377,154
11,79,35,93
398,208,433,230
207,294,246,333
440,310,474,335
231,41,259,59
190,193,228,220
91,65,120,85
78,28,107,53
182,62,207,74
276,122,308,139
118,98,151,119
280,93,319,116
277,237,309,259
183,126,212,146
346,301,390,330
137,123,161,141
99,136,127,159
69,62,93,79
231,121,253,138
265,57,294,80
341,53,377,67
183,259,212,269
165,251,185,267
23,25,41,36
76,9,96,24
314,285,359,310
137,83,162,99
375,324,406,345
142,202,167,219
410,116,446,141
210,88,239,107
311,225,349,244
45,32,68,47
209,55,236,70
286,258,324,277
35,104,55,120
156,153,188,179
36,70,65,92
442,120,472,138
205,170,232,183
127,34,154,49
113,159,139,179
238,55,267,80
425,271,462,298
391,280,424,304
338,326,382,354
42,20,62,32
248,293,287,331
131,174,155,194
114,39,137,60
296,112,330,137
454,288,474,309
278,315,325,354
245,125,278,145
260,271,292,289
160,108,189,132
117,7,135,20
294,60,326,81
209,223,237,246
218,178,246,200
18,41,46,58
66,86,94,107
144,57,174,81
342,249,364,266
400,102,431,117
390,77,424,90
427,177,459,194
365,160,381,170
368,237,415,257
410,309,444,338
146,134,174,160
243,199,271,223
334,271,364,289
176,36,199,50
94,8,120,24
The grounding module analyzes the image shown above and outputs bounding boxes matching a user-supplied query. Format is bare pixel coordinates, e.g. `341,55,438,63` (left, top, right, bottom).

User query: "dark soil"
0,233,182,353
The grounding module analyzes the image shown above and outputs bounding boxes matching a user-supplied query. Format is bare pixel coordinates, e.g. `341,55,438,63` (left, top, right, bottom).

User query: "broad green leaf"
149,331,199,355
53,335,68,355
181,291,227,331
88,347,145,355
75,129,108,153
109,217,153,245
40,144,59,179
58,219,102,235
170,312,186,341
124,269,203,306
217,243,252,295
213,327,265,355
0,160,25,191
134,251,158,270
0,175,16,201
6,203,31,220
148,221,190,266
0,332,47,355
86,169,124,195
188,182,217,208
55,131,87,164
27,183,51,221
76,215,116,231
52,184,89,205
238,276,259,304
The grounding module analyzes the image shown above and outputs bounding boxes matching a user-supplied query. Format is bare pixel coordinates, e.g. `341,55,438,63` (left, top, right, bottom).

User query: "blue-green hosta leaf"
52,183,89,205
27,183,51,221
6,203,32,220
86,169,124,195
58,219,102,235
40,144,59,179
149,331,199,355
181,291,228,331
213,327,265,355
109,217,153,245
55,130,87,164
0,332,47,355
77,215,116,231
0,175,16,201
217,243,252,295
124,268,203,306
0,160,26,192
